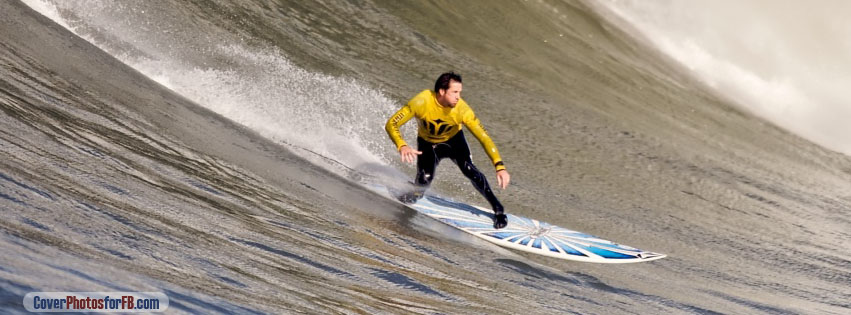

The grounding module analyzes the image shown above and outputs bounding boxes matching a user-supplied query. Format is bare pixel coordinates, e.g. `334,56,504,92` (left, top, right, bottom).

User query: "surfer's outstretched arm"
385,105,413,149
385,105,421,164
462,111,511,189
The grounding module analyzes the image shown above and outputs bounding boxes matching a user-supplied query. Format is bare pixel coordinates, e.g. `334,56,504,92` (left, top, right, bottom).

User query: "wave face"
3,0,851,313
597,0,851,155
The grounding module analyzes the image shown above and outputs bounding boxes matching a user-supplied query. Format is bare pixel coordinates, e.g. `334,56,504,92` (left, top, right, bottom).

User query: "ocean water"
2,0,849,314
597,0,851,156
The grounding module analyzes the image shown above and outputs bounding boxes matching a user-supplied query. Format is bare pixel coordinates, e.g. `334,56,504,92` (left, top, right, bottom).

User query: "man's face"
438,81,462,108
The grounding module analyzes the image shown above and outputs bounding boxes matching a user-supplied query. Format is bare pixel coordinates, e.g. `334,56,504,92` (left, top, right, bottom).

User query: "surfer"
385,72,511,229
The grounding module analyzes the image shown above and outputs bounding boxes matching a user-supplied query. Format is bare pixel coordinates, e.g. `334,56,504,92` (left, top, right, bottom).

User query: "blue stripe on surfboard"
541,237,560,253
416,204,491,220
568,242,638,259
424,196,489,215
415,206,492,222
581,240,641,252
552,239,587,256
517,216,535,226
549,233,642,252
484,231,521,240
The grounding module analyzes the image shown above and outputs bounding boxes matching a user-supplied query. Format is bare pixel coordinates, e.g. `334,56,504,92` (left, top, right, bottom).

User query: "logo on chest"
422,118,455,137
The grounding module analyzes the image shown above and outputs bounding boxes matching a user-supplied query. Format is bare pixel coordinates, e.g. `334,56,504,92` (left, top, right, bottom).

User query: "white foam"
125,45,397,170
598,0,851,155
21,0,405,175
20,0,71,29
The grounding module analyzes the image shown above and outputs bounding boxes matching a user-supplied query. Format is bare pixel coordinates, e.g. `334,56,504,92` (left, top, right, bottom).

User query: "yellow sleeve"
385,104,415,151
463,110,506,171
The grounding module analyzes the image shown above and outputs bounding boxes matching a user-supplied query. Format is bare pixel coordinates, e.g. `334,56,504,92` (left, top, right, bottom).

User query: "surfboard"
373,185,665,263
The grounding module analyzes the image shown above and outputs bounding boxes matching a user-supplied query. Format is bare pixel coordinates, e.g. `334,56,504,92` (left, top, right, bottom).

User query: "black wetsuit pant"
403,131,504,214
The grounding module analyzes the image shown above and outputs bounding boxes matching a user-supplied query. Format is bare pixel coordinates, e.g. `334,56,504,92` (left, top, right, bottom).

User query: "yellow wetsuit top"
385,90,506,171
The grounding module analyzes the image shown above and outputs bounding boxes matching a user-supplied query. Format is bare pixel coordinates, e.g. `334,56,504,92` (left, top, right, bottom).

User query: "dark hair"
434,72,462,93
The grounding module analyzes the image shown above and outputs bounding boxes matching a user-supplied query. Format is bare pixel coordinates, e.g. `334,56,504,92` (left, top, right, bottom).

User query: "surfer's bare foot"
493,213,507,229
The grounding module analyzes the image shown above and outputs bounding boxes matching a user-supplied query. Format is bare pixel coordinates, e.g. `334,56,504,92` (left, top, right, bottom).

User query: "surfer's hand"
399,145,421,164
496,169,510,189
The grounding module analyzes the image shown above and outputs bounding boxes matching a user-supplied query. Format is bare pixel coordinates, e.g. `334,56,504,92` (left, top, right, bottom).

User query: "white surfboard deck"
373,185,666,263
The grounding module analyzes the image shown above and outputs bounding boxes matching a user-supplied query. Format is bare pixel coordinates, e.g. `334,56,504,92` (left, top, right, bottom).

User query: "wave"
21,0,405,174
597,0,851,155
4,0,851,313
